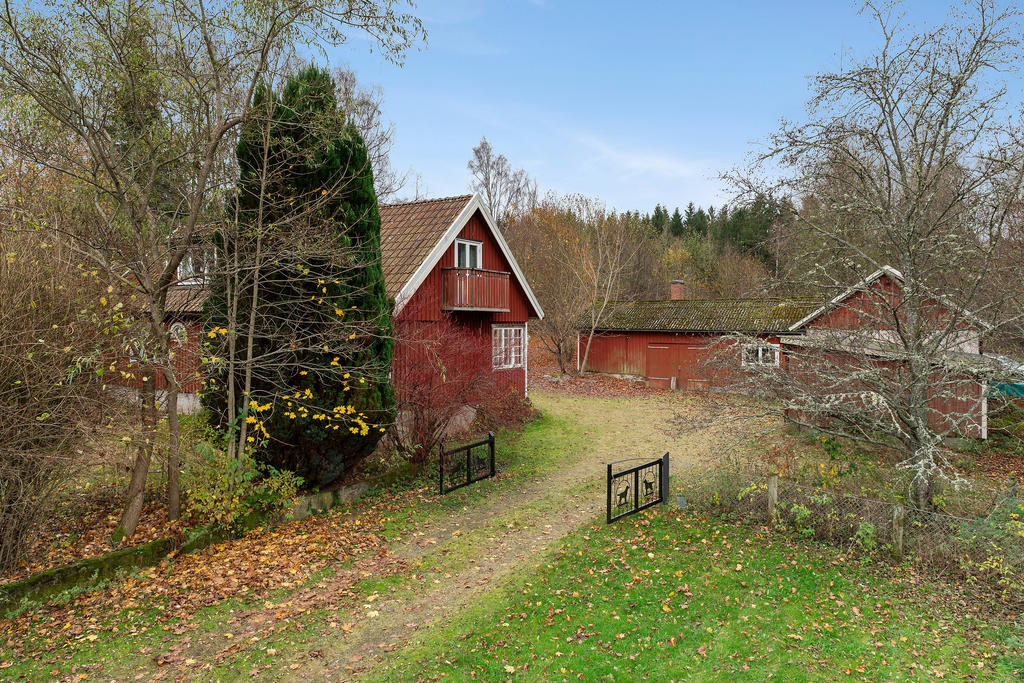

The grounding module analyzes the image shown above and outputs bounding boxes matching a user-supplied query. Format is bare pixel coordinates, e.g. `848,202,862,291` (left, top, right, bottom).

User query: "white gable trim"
393,193,545,319
788,264,989,333
788,266,904,331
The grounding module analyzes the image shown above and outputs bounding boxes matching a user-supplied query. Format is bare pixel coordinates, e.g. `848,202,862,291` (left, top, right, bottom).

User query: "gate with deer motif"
606,454,669,524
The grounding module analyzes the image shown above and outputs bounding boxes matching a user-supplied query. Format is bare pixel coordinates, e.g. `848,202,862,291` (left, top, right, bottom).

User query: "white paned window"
455,239,482,269
492,326,525,369
741,343,780,367
169,322,188,345
177,248,215,284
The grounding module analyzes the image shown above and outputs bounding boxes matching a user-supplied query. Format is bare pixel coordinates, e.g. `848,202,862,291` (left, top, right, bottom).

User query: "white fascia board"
392,195,477,316
787,266,903,332
392,193,546,320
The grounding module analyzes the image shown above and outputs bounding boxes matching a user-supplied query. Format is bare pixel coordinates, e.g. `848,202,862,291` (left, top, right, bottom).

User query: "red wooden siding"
392,313,525,399
580,331,784,390
402,210,534,324
784,346,987,439
811,273,981,352
119,319,204,395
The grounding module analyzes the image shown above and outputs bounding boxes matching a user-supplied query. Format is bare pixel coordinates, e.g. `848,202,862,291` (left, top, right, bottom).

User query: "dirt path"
289,390,762,680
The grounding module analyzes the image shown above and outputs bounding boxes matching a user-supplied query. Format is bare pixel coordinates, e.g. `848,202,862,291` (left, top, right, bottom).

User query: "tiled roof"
584,298,820,333
165,286,208,314
379,195,472,298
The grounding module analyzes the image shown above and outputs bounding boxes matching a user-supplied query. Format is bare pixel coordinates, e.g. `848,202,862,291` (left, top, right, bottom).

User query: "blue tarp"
992,382,1024,397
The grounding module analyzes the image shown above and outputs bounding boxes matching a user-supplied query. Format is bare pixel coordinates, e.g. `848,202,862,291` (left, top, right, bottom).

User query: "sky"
330,1,1013,212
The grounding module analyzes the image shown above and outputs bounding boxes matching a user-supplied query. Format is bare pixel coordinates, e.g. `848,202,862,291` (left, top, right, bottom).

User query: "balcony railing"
441,267,510,312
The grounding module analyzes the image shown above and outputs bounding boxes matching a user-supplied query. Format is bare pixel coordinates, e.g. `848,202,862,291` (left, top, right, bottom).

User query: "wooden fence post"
768,474,779,524
892,504,906,559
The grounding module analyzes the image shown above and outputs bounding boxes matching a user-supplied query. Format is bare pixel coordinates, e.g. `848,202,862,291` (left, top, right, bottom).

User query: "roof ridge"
380,194,473,209
606,297,818,304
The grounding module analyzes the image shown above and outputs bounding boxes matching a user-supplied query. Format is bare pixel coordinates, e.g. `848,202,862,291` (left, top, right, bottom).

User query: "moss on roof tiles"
581,298,820,333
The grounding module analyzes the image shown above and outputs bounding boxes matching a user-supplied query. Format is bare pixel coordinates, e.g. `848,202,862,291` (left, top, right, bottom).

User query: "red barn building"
577,288,817,390
579,267,989,438
153,193,542,407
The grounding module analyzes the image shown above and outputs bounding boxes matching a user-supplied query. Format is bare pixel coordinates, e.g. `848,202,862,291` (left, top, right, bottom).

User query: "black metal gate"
439,432,496,494
606,453,669,523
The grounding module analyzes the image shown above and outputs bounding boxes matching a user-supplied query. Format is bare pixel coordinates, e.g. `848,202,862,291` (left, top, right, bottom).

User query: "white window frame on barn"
454,238,482,269
492,325,525,369
741,342,780,367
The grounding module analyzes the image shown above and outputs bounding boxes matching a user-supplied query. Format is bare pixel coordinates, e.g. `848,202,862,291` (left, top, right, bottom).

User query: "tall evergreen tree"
689,207,710,236
668,207,685,237
683,202,696,231
203,66,394,486
651,204,669,236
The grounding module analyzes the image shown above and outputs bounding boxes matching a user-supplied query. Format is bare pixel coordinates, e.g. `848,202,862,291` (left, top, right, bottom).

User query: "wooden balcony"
441,267,511,312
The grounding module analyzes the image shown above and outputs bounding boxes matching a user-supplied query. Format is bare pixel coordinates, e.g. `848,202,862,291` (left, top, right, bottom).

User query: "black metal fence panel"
440,432,496,494
607,453,669,523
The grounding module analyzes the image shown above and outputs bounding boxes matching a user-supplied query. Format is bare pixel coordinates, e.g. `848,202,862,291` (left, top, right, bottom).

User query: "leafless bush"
0,230,111,572
679,463,1024,604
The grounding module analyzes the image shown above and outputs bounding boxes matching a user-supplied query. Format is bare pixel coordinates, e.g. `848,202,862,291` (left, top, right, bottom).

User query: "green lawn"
2,393,1021,681
374,508,1023,681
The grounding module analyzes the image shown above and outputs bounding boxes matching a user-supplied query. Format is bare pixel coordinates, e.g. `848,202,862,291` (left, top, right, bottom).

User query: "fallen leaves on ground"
0,487,432,669
527,340,665,399
1,493,183,587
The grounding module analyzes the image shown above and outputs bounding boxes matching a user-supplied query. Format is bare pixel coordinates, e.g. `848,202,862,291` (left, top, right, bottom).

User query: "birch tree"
467,136,537,229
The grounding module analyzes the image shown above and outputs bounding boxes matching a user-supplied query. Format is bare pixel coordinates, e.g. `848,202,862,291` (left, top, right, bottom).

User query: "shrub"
183,438,302,529
472,387,534,434
0,227,117,572
391,314,502,469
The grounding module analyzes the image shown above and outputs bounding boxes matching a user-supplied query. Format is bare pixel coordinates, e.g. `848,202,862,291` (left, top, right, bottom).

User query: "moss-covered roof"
581,298,820,334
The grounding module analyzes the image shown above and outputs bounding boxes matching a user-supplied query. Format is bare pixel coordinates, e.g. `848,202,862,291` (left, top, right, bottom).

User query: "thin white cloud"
570,131,704,181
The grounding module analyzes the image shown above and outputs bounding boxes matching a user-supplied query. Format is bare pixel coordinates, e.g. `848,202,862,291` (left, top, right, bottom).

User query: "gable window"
455,239,482,269
492,326,525,369
177,249,215,284
741,343,780,367
169,322,188,345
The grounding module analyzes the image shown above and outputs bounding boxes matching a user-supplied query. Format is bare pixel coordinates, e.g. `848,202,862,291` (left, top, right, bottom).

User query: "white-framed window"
492,326,525,369
177,248,215,284
454,239,482,269
169,322,188,345
741,343,780,367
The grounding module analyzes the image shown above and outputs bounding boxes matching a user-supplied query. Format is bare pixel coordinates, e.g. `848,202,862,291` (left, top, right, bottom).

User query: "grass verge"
374,507,1024,682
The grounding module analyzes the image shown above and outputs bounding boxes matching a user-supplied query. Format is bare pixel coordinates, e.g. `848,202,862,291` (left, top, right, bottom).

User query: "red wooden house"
156,193,543,405
379,193,544,397
780,266,988,439
579,266,989,438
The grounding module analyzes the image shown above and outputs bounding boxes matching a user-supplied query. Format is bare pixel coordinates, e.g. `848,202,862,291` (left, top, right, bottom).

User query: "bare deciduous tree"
570,202,647,373
0,0,424,538
727,0,1024,510
467,136,537,228
506,195,593,372
332,65,407,202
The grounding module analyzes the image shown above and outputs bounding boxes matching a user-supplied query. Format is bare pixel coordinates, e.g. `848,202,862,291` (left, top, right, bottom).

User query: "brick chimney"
670,280,686,300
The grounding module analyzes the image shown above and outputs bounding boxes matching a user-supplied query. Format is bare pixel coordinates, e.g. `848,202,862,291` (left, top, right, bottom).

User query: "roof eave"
393,193,545,320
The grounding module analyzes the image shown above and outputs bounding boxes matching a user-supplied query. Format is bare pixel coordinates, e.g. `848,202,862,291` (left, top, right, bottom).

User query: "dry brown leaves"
527,340,665,400
1,495,184,586
0,487,428,662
